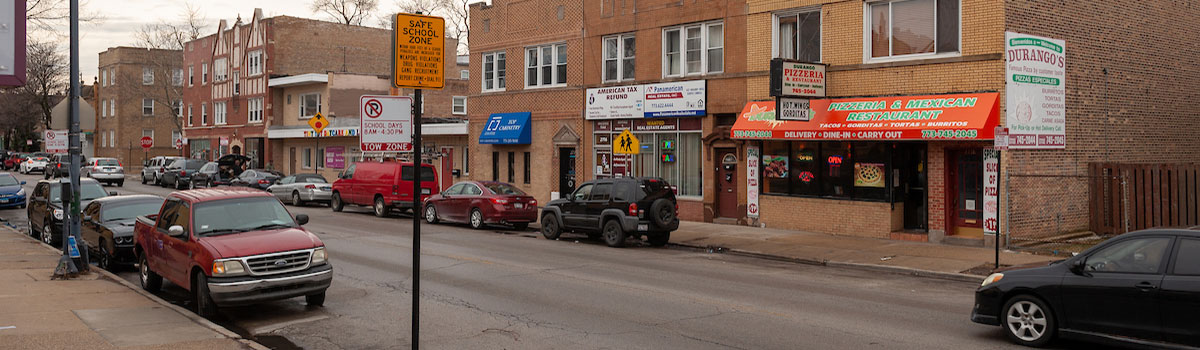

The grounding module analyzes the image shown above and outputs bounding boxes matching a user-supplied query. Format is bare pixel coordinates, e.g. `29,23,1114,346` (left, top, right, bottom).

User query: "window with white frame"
172,68,184,86
603,34,636,82
213,58,228,81
143,129,154,140
100,100,107,117
173,100,182,116
108,130,114,147
109,69,116,86
247,50,263,76
109,99,115,117
452,96,466,115
233,71,240,95
214,102,227,125
101,69,107,86
525,43,566,88
100,132,106,148
663,21,723,77
188,66,194,86
776,9,822,62
202,63,209,83
299,93,321,118
302,148,313,169
187,105,193,126
201,103,208,125
481,51,506,92
142,67,154,85
867,0,959,60
248,98,264,123
142,99,154,116
460,69,469,79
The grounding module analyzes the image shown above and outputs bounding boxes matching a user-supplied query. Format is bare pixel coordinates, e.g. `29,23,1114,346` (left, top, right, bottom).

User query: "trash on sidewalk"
880,255,894,261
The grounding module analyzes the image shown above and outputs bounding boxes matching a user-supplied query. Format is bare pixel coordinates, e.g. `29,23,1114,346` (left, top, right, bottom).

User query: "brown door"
440,147,454,190
716,148,739,219
946,149,984,237
288,147,296,175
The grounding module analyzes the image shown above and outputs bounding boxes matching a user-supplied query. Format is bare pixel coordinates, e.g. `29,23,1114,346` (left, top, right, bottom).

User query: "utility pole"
54,0,88,278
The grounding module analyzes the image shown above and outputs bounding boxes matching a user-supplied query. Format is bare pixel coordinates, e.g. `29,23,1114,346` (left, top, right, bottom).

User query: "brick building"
95,47,185,169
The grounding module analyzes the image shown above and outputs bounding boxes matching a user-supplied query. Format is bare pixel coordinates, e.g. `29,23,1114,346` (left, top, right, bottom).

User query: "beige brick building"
95,47,185,170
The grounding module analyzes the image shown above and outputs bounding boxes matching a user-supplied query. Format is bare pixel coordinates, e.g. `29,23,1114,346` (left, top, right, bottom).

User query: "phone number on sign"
921,129,978,139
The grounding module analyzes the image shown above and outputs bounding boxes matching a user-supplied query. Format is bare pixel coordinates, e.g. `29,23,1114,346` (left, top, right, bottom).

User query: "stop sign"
140,136,154,150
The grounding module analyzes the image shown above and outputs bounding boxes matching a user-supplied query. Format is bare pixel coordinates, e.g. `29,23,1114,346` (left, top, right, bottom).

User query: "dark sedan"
159,158,207,189
972,229,1200,348
27,178,111,247
229,169,282,190
424,181,538,230
81,195,165,270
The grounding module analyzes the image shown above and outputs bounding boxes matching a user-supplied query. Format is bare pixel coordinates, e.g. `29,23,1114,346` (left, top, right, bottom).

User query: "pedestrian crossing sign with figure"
614,130,640,155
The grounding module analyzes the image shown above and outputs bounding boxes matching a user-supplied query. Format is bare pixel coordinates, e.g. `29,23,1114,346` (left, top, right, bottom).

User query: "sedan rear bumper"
207,264,333,306
302,191,332,202
89,173,124,181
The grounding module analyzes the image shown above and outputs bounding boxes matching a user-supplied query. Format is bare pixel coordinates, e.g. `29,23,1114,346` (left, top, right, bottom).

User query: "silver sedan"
268,173,332,206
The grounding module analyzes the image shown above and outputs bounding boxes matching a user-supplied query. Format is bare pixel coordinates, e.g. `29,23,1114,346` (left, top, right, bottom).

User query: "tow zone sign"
360,95,414,152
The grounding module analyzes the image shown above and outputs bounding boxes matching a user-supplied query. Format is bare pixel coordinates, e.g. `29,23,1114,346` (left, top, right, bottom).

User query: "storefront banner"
770,59,826,98
614,120,632,131
633,119,678,132
479,112,532,144
747,145,760,219
983,149,1000,235
586,85,644,120
326,146,346,169
730,92,1000,141
644,80,706,118
1005,32,1066,149
594,121,611,131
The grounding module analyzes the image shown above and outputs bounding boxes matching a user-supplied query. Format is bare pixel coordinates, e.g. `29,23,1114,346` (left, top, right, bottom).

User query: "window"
492,152,499,181
101,69,107,86
100,100,107,117
214,102,226,125
868,0,959,60
187,105,193,126
299,93,321,118
507,152,515,182
248,98,264,123
201,103,208,125
777,10,822,62
525,43,566,88
572,183,593,201
142,67,154,85
463,184,482,195
202,63,208,83
188,66,194,86
109,69,116,86
452,96,466,115
247,50,263,76
1172,239,1200,275
591,183,612,201
213,58,228,81
100,132,106,148
663,21,723,76
171,131,182,147
233,71,240,95
142,99,154,116
603,34,636,82
460,69,469,79
302,148,312,169
482,51,506,92
400,166,438,182
1085,237,1172,274
523,152,530,184
143,129,154,141
318,148,324,168
172,100,182,116
172,68,184,86
108,130,114,147
759,141,889,200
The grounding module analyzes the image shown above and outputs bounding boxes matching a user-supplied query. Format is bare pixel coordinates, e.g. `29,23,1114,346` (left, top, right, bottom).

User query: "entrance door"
288,147,296,175
947,149,984,237
440,147,454,190
716,148,739,218
559,147,576,197
896,144,928,230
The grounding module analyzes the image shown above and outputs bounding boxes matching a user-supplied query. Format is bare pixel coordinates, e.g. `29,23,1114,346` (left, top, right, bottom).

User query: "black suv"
540,177,679,247
45,153,87,179
27,178,111,247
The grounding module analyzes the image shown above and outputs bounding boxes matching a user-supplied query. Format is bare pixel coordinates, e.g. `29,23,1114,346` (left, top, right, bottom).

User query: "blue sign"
67,236,80,258
479,112,532,145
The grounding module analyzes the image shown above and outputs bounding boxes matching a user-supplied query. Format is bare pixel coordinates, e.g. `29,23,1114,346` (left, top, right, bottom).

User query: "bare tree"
311,0,379,25
17,41,68,129
443,0,471,53
25,0,102,33
133,3,206,51
0,89,47,151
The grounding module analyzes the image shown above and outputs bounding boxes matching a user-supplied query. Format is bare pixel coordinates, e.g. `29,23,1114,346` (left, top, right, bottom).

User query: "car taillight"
530,199,537,206
179,170,187,176
629,203,638,216
92,166,101,172
258,179,269,184
305,184,316,189
491,198,508,205
675,203,679,216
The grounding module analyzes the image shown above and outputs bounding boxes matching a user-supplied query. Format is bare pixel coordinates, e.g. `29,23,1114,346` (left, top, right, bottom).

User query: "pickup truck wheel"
306,291,326,307
602,220,627,248
469,209,484,229
540,213,562,240
195,274,219,318
331,193,344,212
373,196,389,217
139,252,162,292
647,232,671,247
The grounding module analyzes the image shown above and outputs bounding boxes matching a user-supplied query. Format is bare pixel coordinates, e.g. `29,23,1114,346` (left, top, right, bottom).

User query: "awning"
479,112,532,144
732,92,1000,141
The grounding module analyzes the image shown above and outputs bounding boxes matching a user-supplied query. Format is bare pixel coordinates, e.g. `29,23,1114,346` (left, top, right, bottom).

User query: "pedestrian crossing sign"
614,130,640,155
308,112,329,135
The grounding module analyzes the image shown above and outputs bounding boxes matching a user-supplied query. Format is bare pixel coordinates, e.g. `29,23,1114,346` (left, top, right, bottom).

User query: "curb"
668,241,985,283
9,226,270,350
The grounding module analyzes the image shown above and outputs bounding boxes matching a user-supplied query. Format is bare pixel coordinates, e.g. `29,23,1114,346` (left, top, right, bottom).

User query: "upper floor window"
172,100,183,116
233,71,241,95
525,43,566,88
867,0,959,60
452,96,466,115
603,34,635,82
213,58,228,81
777,10,822,62
663,21,723,77
101,69,107,86
482,51,506,92
187,105,193,126
109,69,116,86
202,63,209,83
248,50,263,76
142,67,154,85
201,103,208,125
172,68,184,86
300,93,321,118
248,98,264,123
188,66,194,86
142,99,154,116
100,100,107,117
460,69,469,80
214,102,227,125
109,99,115,117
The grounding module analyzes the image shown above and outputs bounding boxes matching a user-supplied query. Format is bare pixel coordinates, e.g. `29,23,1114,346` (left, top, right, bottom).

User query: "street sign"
392,13,445,89
67,235,80,258
613,130,640,155
174,138,184,149
140,136,153,150
359,95,413,152
777,97,812,121
308,112,329,134
44,130,67,153
994,126,1009,150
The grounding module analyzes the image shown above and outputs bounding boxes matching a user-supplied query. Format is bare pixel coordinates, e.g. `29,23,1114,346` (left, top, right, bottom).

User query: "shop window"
868,0,960,60
523,152,530,184
762,141,790,195
790,142,821,196
820,142,852,197
677,133,702,196
760,141,893,201
852,143,889,200
507,152,515,183
776,9,821,62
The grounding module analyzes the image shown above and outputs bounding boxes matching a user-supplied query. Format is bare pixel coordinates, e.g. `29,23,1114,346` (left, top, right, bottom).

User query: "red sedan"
424,181,538,230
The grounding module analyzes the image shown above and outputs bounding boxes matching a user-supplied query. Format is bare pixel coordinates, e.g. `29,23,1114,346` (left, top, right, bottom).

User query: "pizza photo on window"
854,163,886,188
763,155,789,178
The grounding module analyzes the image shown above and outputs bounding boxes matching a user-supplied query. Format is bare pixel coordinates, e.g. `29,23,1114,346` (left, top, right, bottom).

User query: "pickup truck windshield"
194,197,297,236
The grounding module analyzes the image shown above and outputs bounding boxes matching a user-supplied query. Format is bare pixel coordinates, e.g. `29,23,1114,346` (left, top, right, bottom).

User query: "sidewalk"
0,226,264,350
668,221,1058,281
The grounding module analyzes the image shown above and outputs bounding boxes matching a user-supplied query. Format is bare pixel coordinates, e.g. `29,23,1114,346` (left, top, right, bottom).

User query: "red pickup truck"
134,188,332,317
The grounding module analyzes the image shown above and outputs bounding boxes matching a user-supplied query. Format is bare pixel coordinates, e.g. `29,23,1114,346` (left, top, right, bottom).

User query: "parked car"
229,169,283,190
82,157,125,186
972,229,1200,348
159,158,208,189
45,153,88,179
268,173,332,206
4,153,28,170
27,178,112,246
0,173,27,209
540,177,679,248
20,156,49,174
424,181,537,230
133,189,332,317
189,161,232,188
141,156,183,185
80,195,165,270
330,161,439,217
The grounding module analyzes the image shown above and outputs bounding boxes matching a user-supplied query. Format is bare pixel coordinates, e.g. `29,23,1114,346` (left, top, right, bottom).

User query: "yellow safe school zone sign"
393,13,445,89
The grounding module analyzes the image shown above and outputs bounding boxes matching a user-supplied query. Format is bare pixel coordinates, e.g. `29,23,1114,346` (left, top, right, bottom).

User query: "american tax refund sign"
1005,32,1066,149
731,93,1001,141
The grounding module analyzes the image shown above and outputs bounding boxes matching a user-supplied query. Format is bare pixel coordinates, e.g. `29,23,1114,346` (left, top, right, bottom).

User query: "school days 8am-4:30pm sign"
360,95,413,152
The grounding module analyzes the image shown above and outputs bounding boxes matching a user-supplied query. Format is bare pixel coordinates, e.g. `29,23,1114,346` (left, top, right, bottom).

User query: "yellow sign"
393,13,445,89
308,112,329,135
613,130,640,155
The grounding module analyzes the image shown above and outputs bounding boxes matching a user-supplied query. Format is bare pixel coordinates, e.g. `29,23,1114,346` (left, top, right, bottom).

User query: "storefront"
269,122,469,186
732,92,1000,241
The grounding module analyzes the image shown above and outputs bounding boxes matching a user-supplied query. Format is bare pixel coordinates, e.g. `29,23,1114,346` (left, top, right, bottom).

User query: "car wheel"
331,193,344,212
189,180,195,190
141,174,147,184
28,222,36,237
118,181,124,187
98,242,112,271
469,209,484,229
601,219,627,248
373,196,389,217
541,213,562,240
207,180,214,188
425,204,439,224
512,222,528,231
41,224,54,246
1002,295,1056,347
139,252,162,292
647,232,671,247
292,192,303,206
306,291,326,307
195,273,219,318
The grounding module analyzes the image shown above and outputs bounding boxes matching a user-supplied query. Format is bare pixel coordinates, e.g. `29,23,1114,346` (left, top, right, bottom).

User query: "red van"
330,161,439,217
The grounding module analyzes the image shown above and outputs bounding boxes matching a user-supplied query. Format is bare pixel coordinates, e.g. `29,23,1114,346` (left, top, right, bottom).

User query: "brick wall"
759,194,894,238
95,47,186,170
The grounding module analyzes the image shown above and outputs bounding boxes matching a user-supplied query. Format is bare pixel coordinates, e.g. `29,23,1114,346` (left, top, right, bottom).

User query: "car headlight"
981,273,1005,287
211,259,247,277
53,209,63,220
16,188,25,196
311,247,327,265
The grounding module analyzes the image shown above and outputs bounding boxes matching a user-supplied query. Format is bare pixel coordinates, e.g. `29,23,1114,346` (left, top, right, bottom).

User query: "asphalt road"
0,170,1101,350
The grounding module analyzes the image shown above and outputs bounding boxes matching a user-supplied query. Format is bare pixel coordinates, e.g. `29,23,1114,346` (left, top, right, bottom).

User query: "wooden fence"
1089,163,1200,235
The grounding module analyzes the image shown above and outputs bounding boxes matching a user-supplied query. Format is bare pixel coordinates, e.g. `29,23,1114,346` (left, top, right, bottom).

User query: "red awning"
731,92,1000,141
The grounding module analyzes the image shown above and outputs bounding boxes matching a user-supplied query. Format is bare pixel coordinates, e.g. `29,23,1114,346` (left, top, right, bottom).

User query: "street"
0,171,1095,350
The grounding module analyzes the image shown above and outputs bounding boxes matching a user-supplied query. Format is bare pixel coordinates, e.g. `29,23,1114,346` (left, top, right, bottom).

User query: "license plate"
637,224,648,231
421,188,431,195
103,167,116,172
0,199,8,203
514,203,524,208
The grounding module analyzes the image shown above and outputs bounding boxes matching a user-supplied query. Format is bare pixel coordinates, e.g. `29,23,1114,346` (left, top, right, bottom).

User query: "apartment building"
95,47,184,167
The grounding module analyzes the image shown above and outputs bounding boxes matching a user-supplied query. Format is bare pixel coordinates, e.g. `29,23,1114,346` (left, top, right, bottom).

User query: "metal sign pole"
412,88,422,349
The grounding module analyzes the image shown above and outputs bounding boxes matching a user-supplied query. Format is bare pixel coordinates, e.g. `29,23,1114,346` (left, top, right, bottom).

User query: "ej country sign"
731,93,1000,141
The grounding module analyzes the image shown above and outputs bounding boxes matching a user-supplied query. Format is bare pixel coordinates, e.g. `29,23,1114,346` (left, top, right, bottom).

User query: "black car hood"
102,219,137,237
996,259,1066,273
546,198,570,207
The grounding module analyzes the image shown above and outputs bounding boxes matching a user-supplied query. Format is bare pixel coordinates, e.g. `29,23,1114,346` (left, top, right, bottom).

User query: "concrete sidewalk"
0,225,264,350
668,221,1058,281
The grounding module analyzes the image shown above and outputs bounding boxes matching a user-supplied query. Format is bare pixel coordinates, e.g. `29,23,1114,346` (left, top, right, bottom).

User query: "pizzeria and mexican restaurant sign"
730,92,1000,141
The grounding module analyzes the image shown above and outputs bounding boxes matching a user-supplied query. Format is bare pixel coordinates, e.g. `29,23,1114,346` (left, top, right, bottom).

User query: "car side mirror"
295,214,309,225
1069,259,1088,276
168,225,185,237
83,215,92,221
20,181,25,185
